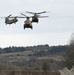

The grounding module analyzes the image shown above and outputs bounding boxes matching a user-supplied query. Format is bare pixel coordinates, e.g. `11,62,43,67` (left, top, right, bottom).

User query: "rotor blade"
17,16,33,18
20,13,28,17
38,16,49,18
7,14,12,17
37,11,51,14
37,11,47,14
26,11,48,14
20,13,33,18
0,14,12,18
26,11,35,14
8,16,26,18
16,16,26,18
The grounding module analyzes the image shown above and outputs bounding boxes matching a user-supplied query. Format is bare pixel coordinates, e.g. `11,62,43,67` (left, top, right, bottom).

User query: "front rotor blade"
20,13,28,17
20,13,33,18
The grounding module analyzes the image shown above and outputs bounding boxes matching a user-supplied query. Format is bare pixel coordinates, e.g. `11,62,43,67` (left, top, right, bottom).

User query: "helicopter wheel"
31,26,33,29
24,25,25,29
23,24,33,30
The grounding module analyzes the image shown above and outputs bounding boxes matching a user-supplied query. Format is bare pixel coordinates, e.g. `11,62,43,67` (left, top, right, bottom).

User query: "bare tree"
65,33,74,69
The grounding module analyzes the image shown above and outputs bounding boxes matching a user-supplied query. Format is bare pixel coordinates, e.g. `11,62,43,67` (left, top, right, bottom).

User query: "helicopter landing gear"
24,24,33,29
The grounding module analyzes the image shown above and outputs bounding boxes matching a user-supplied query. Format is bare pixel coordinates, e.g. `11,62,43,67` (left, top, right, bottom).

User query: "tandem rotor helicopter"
0,14,25,25
0,11,49,29
5,14,18,24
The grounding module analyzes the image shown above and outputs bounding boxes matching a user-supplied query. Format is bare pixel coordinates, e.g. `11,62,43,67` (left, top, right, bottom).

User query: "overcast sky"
0,0,74,48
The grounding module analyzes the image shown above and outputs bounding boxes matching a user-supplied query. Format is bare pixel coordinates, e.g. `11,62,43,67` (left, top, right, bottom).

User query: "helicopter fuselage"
5,18,18,24
24,17,33,29
32,17,38,23
32,14,39,23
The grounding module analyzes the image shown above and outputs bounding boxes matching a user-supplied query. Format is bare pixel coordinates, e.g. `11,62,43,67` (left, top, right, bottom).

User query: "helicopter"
2,14,19,25
24,17,33,29
20,11,48,23
20,13,33,29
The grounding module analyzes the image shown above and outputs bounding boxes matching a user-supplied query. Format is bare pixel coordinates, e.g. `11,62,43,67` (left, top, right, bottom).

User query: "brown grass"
0,70,60,75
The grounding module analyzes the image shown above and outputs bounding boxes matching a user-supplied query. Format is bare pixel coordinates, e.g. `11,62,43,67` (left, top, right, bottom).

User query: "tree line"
0,45,69,55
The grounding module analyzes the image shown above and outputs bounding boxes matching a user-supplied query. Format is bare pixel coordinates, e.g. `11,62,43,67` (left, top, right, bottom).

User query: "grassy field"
0,70,60,75
0,50,64,63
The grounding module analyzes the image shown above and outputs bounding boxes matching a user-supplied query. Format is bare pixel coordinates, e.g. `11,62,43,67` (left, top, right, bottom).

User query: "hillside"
0,44,69,55
0,44,69,71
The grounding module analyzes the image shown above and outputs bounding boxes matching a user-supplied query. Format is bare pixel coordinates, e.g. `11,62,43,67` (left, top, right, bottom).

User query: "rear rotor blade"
7,14,12,17
0,14,12,18
26,11,49,14
20,13,33,18
26,11,35,14
38,16,49,18
37,11,51,14
37,11,47,14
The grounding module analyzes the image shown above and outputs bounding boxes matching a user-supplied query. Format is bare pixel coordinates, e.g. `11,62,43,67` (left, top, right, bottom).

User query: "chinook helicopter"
20,11,48,23
1,14,19,25
24,17,33,29
0,14,27,25
21,14,33,29
20,13,33,29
